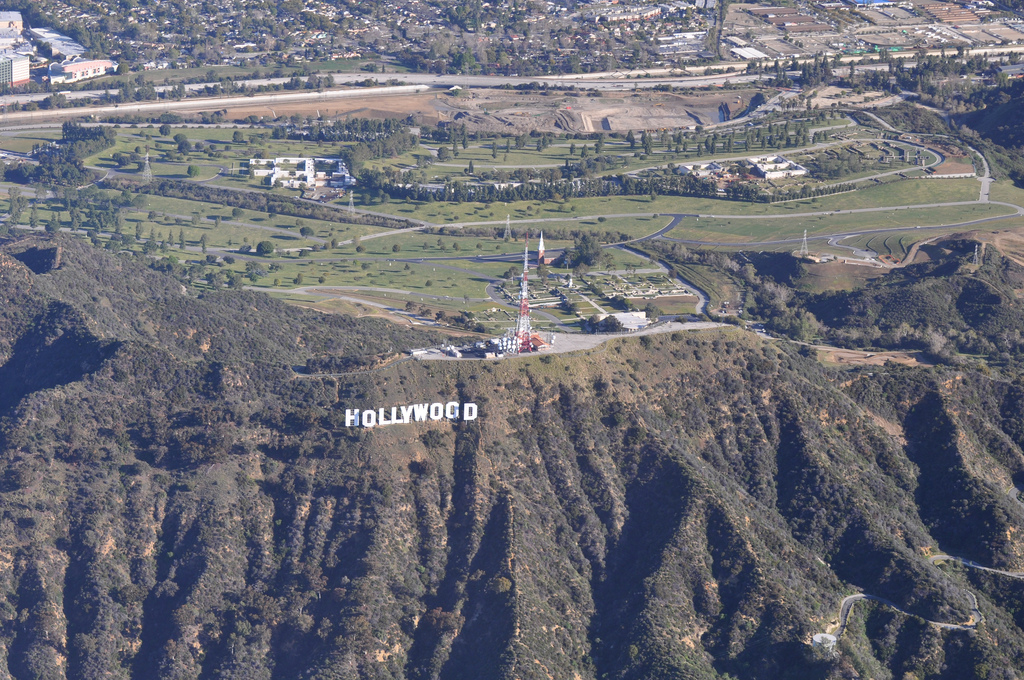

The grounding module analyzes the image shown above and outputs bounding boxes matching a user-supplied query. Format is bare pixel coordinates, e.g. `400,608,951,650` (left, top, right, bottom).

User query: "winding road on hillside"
833,592,981,638
826,546,1024,645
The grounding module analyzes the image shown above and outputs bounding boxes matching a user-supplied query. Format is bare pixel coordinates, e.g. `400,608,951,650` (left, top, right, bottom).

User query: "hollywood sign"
345,402,478,428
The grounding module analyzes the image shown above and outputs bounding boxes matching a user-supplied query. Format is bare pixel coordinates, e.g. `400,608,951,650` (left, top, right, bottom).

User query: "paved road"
823,544,1024,643
930,555,1024,579
415,320,728,360
654,202,1022,251
1010,485,1024,510
834,591,979,638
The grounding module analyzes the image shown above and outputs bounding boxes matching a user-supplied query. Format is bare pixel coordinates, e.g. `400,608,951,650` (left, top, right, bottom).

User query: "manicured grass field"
666,202,1014,243
0,130,62,153
370,178,984,225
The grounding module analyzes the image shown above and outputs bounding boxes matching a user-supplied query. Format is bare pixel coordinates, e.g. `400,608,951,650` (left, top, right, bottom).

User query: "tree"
174,134,191,153
159,124,171,137
187,165,200,178
392,243,401,252
200,234,207,253
232,130,244,144
299,226,314,237
231,207,244,219
256,240,275,256
7,186,23,222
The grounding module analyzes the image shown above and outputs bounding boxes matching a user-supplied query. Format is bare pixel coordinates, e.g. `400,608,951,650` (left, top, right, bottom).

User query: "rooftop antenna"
799,229,809,258
504,214,511,241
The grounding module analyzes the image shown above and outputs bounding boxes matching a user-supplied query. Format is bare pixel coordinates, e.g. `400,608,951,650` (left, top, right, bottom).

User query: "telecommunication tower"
498,237,534,354
348,192,355,214
512,238,533,352
503,214,512,241
973,244,979,266
799,229,809,258
538,232,545,266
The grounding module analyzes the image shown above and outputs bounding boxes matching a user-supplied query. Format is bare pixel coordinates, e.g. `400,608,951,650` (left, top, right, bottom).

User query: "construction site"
432,88,763,134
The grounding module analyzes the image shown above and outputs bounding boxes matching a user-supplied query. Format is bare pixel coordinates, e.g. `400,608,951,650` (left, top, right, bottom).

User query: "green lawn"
0,130,62,153
666,203,1015,243
988,181,1024,207
368,178,984,225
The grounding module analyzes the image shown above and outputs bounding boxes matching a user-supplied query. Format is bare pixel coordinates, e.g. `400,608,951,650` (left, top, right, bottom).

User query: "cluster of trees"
102,177,416,231
6,123,116,187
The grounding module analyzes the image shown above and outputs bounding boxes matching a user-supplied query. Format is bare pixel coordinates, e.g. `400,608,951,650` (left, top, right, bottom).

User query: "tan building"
0,11,22,31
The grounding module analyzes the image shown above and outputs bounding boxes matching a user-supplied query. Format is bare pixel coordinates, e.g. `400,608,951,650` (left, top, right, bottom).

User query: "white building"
49,58,114,83
249,157,356,189
29,27,86,58
0,29,24,50
677,162,725,177
0,52,28,85
748,155,807,179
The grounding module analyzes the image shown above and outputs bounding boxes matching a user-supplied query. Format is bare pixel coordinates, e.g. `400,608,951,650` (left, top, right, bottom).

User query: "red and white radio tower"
512,237,533,352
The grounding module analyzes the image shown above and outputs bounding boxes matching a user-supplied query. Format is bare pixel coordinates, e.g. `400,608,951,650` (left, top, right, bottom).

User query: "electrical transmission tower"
141,151,153,185
799,229,809,258
504,214,512,241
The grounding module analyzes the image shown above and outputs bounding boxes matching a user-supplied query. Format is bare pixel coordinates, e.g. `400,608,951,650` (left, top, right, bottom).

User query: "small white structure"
812,633,837,653
249,157,356,189
677,162,725,178
748,155,807,179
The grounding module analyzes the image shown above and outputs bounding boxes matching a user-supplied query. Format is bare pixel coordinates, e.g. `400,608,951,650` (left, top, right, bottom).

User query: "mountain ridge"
0,234,1022,679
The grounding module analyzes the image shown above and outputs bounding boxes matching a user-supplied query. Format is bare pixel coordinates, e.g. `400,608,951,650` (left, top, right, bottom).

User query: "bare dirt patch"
219,93,444,124
817,347,932,366
432,88,764,134
975,227,1024,268
798,260,888,293
806,86,891,109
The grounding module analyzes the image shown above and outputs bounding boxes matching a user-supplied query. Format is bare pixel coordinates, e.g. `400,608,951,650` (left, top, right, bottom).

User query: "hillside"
1,235,1024,679
744,240,1024,371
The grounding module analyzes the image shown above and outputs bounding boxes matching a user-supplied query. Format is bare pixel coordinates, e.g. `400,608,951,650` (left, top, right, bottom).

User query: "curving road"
833,593,980,638
930,554,1024,579
825,545,1024,644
